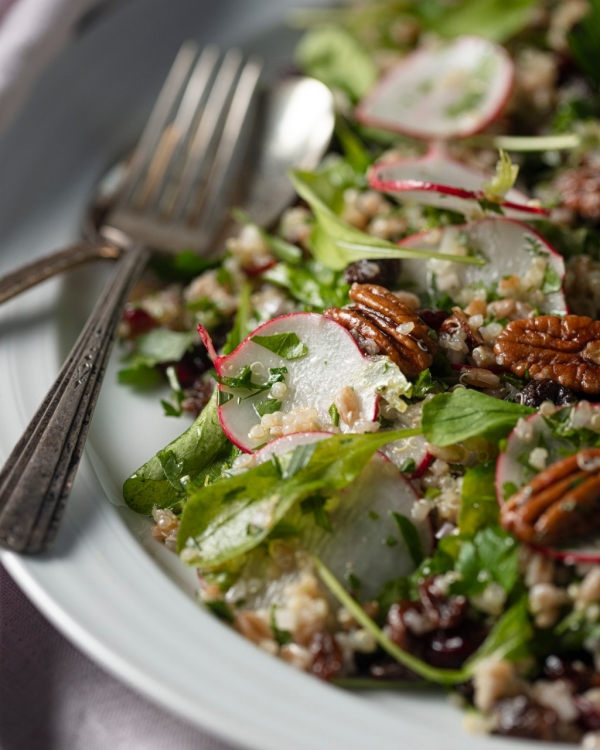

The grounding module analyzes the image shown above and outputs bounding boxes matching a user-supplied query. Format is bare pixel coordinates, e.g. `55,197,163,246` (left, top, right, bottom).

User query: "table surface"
0,564,238,750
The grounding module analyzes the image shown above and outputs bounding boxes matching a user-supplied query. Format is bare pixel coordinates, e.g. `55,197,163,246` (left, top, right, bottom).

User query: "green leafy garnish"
123,390,229,513
262,261,349,312
482,150,519,203
568,0,600,86
253,399,282,418
251,332,308,360
422,389,534,447
290,170,486,272
223,281,252,356
177,428,421,567
295,24,377,101
459,463,499,535
392,513,424,567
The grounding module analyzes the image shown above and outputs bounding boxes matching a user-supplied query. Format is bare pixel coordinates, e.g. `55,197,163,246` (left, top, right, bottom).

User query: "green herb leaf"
422,389,534,447
329,403,340,427
568,0,600,87
253,399,283,418
465,597,532,666
262,261,349,312
300,495,333,532
295,24,377,101
223,281,252,356
392,513,424,567
290,170,485,272
251,332,308,360
176,427,422,567
421,0,536,43
123,389,229,513
541,264,562,295
459,463,499,535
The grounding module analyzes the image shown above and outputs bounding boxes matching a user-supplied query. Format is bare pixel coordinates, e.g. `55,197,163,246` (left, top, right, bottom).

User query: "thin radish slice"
224,432,432,606
497,402,600,562
356,36,514,141
201,312,411,452
369,149,548,221
398,218,567,316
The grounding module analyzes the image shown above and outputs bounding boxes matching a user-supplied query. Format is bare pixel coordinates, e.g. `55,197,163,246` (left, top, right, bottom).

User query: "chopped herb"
399,458,416,475
300,495,333,532
392,512,424,566
251,332,308,360
253,399,283,418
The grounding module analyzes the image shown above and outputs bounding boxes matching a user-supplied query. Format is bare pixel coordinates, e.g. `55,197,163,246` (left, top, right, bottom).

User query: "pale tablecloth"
0,1,239,748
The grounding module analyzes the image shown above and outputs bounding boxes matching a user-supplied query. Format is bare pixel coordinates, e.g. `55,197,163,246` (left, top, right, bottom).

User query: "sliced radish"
398,218,567,316
200,312,411,452
356,36,514,141
369,148,548,221
497,402,600,562
224,432,432,607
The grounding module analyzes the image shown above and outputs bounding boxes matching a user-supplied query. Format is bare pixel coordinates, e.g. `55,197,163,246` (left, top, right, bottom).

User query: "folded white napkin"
0,0,101,132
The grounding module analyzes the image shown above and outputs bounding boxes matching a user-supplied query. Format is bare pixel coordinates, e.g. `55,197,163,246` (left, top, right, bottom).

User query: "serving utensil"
0,45,334,555
0,40,260,554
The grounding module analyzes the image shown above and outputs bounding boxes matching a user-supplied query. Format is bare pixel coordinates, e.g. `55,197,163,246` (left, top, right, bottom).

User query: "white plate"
0,2,558,749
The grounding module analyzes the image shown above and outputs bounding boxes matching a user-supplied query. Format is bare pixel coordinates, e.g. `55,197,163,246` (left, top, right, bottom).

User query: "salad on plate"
117,0,600,743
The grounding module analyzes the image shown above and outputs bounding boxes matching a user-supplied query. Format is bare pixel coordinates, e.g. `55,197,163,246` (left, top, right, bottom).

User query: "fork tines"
109,43,263,255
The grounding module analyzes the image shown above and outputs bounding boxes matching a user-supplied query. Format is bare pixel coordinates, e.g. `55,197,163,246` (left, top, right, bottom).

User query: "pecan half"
324,283,437,378
501,449,600,545
494,315,600,394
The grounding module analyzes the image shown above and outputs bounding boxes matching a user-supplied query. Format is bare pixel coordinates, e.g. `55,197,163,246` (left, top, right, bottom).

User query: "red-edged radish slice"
497,402,600,562
369,149,549,221
201,313,411,452
228,432,432,604
356,36,514,141
398,218,567,315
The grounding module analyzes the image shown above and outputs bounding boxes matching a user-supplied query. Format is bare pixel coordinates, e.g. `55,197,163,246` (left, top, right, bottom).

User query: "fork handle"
0,243,150,553
0,240,122,304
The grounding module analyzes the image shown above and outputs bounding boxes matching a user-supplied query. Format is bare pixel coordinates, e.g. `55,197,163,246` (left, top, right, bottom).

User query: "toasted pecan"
494,315,600,394
501,449,600,545
324,283,437,378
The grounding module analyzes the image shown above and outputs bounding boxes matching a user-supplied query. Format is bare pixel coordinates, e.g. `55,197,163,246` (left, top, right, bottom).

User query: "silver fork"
0,42,262,554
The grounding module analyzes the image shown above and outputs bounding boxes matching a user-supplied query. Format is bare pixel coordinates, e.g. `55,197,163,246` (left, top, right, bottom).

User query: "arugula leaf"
295,24,377,101
177,427,422,567
459,463,499,535
465,597,532,666
215,366,287,398
410,369,437,399
420,0,536,43
422,389,534,447
123,390,229,513
541,265,562,295
392,513,424,567
290,170,485,272
118,329,196,386
223,281,252,356
251,332,308,360
335,117,373,174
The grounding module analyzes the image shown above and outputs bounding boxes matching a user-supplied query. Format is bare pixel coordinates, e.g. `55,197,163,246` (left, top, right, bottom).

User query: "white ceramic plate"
0,2,557,749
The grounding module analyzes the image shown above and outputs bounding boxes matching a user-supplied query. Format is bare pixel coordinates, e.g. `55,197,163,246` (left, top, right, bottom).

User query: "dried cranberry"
575,694,600,732
309,632,343,681
344,259,401,288
419,578,466,630
520,379,578,408
181,380,214,417
544,655,600,693
425,623,487,670
494,695,562,741
416,308,450,333
122,305,157,338
173,345,213,388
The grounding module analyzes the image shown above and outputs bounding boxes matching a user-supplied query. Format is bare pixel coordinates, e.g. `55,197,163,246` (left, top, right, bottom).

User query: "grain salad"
120,0,600,743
